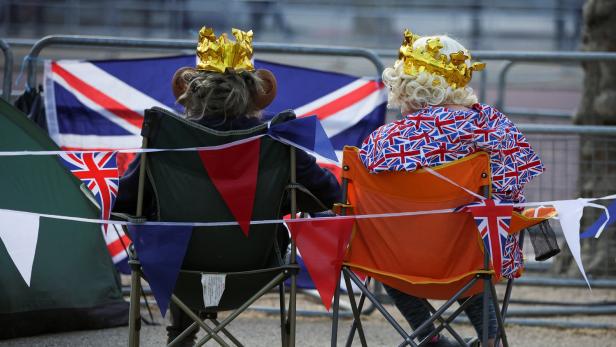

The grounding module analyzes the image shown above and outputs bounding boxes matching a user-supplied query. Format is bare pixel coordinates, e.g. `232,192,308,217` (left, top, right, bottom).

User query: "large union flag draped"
43,54,387,271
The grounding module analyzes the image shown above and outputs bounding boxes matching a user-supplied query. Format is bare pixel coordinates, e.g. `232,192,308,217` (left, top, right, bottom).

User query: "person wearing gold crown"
359,30,545,347
114,27,341,346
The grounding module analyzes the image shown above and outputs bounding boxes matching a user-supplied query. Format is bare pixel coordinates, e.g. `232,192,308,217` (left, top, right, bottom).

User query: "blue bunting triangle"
128,224,193,317
268,115,339,163
580,199,616,239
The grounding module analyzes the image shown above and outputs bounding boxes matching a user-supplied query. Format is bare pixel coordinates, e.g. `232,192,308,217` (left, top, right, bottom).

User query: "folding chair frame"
331,169,523,347
127,135,302,347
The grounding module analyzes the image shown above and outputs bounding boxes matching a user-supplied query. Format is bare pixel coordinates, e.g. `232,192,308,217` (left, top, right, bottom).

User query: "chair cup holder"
527,220,560,261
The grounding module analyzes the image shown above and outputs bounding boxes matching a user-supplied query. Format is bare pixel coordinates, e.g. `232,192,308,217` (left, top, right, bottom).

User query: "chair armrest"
287,182,330,212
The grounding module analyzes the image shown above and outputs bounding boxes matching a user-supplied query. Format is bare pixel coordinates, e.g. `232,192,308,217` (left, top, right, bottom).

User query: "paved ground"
3,284,616,346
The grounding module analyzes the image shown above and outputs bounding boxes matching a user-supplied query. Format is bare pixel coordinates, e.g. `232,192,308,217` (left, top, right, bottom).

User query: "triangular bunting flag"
581,199,616,239
287,217,355,310
128,224,193,317
198,139,260,236
58,151,119,234
268,115,339,163
552,200,591,287
464,199,514,280
0,210,40,286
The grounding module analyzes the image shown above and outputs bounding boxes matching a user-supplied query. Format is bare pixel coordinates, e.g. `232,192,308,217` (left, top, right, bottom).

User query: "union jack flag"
45,55,386,272
58,151,119,224
463,198,514,280
58,151,131,266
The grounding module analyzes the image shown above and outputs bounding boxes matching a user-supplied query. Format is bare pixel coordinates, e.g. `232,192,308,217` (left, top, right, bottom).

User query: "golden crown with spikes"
397,29,485,89
195,27,255,73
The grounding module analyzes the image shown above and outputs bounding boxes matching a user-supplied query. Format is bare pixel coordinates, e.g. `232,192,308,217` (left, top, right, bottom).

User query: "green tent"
0,98,128,339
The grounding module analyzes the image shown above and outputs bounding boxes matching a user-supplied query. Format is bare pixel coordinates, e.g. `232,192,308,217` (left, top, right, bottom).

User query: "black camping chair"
127,107,313,347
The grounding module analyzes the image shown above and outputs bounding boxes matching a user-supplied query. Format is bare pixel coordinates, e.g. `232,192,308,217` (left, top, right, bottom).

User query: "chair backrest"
141,107,290,273
341,146,492,299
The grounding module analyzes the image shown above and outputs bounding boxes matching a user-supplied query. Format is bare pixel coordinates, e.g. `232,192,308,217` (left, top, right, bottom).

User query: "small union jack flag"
462,198,514,280
59,151,119,232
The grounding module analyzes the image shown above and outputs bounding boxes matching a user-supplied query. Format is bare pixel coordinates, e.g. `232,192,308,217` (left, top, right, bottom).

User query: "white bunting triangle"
0,210,40,286
552,199,590,288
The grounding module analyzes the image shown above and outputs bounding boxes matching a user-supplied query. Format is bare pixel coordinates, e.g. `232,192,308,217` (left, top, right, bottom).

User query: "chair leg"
344,269,418,347
343,271,368,347
167,322,199,347
495,278,514,347
195,272,287,346
345,277,371,347
488,282,509,347
331,279,341,347
408,277,479,346
482,278,489,347
279,283,289,347
288,271,297,347
420,299,468,346
171,296,230,347
212,318,244,347
128,260,142,347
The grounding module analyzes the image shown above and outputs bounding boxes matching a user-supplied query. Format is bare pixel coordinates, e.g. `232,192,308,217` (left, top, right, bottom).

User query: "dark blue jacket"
113,113,341,217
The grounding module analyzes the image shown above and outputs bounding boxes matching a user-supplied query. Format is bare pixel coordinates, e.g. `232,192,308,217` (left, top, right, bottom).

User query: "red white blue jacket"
359,103,544,202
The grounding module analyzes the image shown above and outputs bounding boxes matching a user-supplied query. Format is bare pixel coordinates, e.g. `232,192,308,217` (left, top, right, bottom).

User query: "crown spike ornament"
196,27,255,73
397,29,485,89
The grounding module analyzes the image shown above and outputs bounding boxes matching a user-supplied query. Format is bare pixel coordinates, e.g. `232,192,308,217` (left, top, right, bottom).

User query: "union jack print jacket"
359,103,545,203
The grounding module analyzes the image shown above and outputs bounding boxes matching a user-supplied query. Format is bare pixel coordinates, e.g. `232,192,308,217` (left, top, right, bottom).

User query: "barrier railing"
20,36,616,121
24,35,384,89
377,49,616,120
10,35,616,329
0,39,13,101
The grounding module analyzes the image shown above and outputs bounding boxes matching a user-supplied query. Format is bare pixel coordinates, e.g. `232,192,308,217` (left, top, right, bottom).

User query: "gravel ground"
3,284,616,347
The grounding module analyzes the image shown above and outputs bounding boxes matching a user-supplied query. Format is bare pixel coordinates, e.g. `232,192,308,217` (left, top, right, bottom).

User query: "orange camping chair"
330,147,553,347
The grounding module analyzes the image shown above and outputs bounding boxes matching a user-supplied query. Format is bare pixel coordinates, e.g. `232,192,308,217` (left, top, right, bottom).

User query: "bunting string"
0,134,266,156
0,196,614,228
0,207,455,227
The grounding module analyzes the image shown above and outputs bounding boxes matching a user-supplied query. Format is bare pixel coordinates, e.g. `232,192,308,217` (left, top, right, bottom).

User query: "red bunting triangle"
198,139,261,236
287,217,355,311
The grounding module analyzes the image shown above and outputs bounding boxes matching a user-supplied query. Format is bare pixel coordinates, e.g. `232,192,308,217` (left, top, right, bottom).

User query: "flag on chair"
463,199,514,280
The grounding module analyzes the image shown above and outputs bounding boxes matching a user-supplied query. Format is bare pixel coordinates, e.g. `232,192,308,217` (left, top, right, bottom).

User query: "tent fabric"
340,147,551,299
0,98,128,339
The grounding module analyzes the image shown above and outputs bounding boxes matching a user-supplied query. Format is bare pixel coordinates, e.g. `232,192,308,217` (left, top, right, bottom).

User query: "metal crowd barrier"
24,35,384,89
377,49,616,120
20,35,616,122
0,39,13,101
12,35,616,329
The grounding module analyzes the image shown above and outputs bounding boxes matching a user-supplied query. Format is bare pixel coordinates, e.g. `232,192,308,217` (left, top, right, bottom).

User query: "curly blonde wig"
383,35,479,113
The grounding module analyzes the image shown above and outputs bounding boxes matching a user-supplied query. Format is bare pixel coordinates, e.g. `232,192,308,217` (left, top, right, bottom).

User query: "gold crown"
195,27,255,73
397,29,485,89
